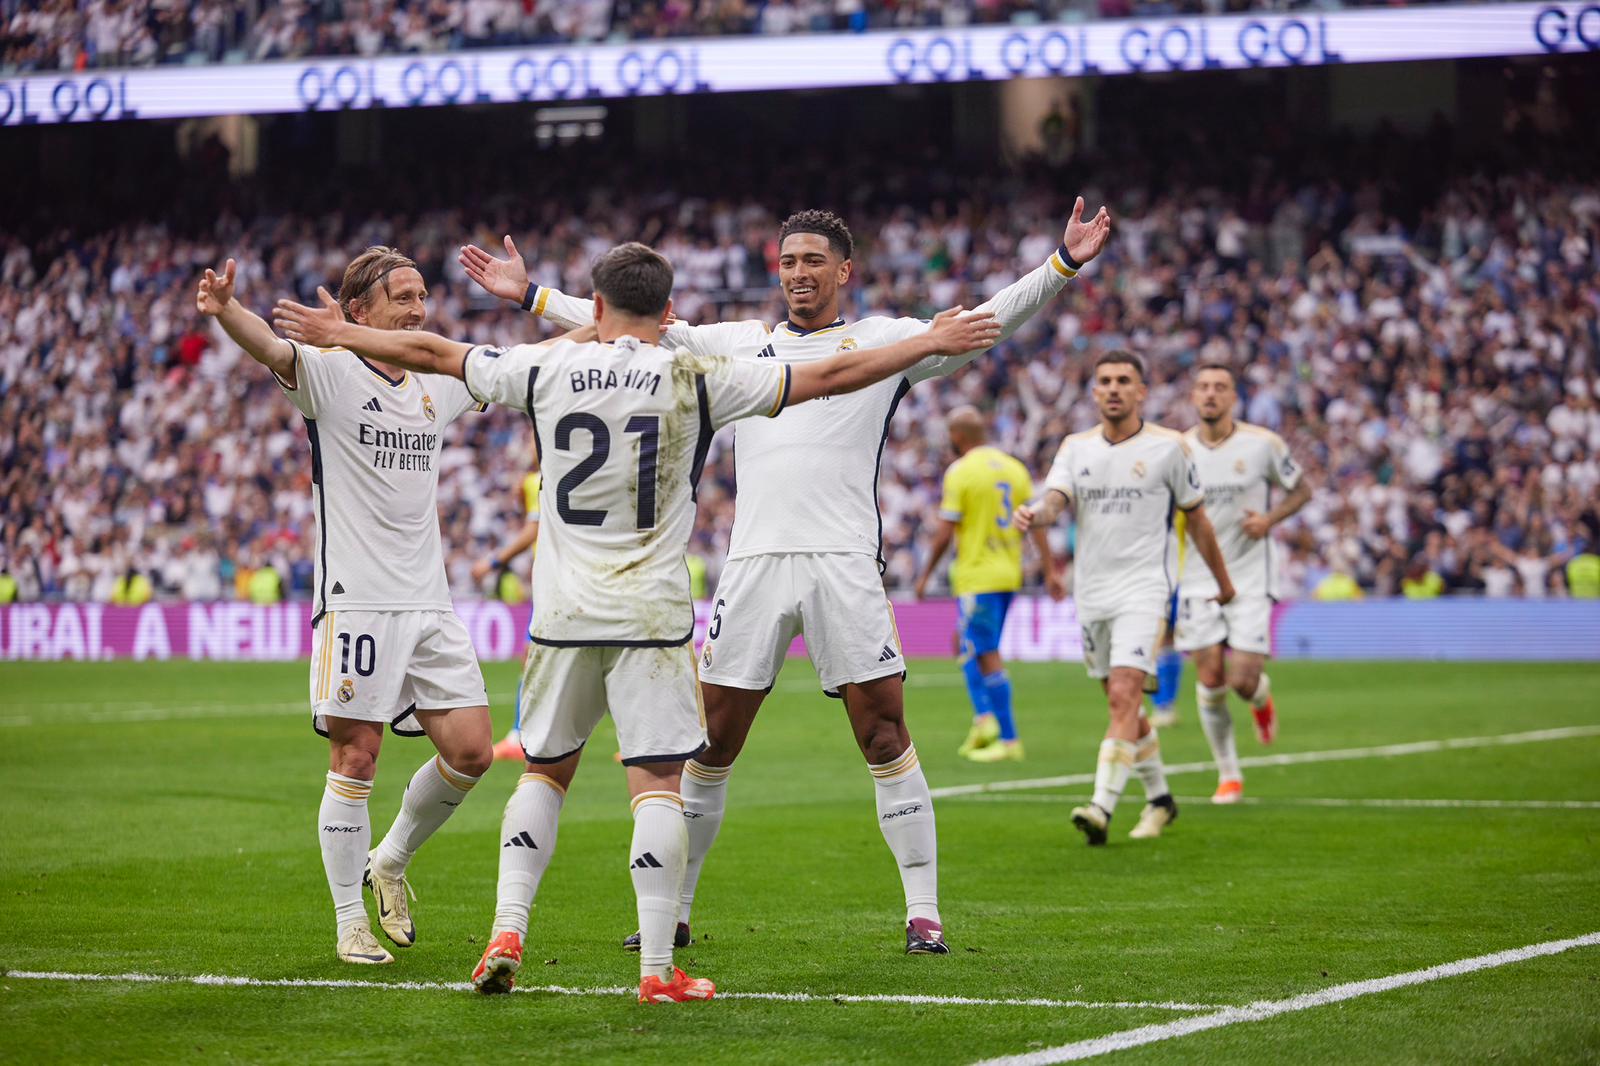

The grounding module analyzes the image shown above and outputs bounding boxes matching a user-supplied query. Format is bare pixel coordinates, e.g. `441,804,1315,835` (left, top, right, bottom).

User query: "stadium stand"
2,88,1596,605
1,0,1496,73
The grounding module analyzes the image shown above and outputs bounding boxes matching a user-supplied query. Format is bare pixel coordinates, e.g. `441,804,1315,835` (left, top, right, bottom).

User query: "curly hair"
778,209,853,260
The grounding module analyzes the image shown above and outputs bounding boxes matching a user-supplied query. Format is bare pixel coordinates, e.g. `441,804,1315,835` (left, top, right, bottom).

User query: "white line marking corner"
970,932,1600,1065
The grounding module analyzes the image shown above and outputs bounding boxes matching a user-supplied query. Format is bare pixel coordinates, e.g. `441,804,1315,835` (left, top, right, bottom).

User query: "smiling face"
777,232,851,325
350,266,428,331
1092,360,1147,423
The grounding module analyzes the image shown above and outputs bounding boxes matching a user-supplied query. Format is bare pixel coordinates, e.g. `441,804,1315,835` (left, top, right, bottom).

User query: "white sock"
1248,673,1272,708
871,745,940,925
1090,738,1136,816
319,771,372,933
372,756,481,878
678,759,731,925
1198,683,1241,782
1132,728,1170,800
492,773,565,938
630,792,688,982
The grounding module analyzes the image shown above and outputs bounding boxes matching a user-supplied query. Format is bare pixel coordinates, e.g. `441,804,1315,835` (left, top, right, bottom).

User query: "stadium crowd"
4,127,1598,604
1,0,1478,72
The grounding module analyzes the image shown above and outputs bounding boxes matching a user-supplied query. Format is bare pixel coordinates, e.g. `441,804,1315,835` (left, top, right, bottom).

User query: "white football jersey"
464,335,790,645
528,249,1078,565
275,342,483,620
1042,422,1203,621
1181,423,1302,599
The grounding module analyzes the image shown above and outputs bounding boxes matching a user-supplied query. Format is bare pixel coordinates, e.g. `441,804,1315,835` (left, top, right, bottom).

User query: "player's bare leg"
322,718,391,963
1194,645,1243,802
840,675,947,954
1228,651,1275,745
474,749,582,994
628,760,714,1002
366,706,491,948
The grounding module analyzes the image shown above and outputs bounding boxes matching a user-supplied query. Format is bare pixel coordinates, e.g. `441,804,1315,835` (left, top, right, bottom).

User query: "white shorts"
697,553,904,696
1174,595,1273,656
518,642,706,766
1081,608,1165,681
310,609,487,737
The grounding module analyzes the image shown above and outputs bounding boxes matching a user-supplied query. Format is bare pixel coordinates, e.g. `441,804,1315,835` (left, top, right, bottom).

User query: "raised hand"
196,258,238,317
273,287,348,348
1062,196,1112,267
459,235,530,303
926,306,1003,355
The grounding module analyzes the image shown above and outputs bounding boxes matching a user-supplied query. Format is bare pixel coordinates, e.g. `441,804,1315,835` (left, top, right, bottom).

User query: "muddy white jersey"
1181,423,1301,600
526,249,1079,564
1042,423,1203,622
275,341,483,620
464,335,789,646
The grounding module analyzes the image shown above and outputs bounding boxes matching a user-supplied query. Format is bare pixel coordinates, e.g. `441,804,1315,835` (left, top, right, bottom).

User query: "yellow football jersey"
522,471,541,522
939,445,1034,595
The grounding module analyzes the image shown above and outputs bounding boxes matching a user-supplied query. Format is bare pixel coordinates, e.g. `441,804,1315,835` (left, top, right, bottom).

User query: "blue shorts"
958,592,1014,660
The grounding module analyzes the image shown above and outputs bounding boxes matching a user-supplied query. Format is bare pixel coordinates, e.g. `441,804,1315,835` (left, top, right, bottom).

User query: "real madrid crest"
338,678,356,704
837,338,858,352
701,644,713,670
1234,459,1247,475
423,393,437,422
1131,460,1147,479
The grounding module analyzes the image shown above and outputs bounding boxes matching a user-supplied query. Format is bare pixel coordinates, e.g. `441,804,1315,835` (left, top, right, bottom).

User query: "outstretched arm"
1184,504,1237,605
912,196,1112,381
196,258,297,383
274,287,472,378
787,307,1001,404
459,236,596,331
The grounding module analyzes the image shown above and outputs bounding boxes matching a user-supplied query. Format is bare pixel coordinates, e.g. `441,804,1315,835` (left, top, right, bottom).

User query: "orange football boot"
1212,779,1244,804
471,930,523,995
1252,698,1277,745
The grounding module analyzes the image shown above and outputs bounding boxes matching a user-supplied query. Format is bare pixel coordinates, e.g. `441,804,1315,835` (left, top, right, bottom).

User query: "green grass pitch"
2,659,1598,1064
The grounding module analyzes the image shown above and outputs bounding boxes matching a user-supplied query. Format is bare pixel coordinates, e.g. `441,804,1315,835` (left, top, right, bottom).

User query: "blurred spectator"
2,119,1596,604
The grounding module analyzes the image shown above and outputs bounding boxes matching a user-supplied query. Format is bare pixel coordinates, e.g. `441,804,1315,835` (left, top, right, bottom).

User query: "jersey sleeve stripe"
534,287,552,317
768,364,792,416
273,341,302,391
1048,249,1080,279
690,375,714,500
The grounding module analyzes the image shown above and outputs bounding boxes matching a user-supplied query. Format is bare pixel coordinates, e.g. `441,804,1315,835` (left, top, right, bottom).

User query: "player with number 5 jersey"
459,197,1111,956
197,247,495,971
273,241,1004,1003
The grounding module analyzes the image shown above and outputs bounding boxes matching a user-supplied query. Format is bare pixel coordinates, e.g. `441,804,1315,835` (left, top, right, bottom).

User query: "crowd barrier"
1,598,1595,663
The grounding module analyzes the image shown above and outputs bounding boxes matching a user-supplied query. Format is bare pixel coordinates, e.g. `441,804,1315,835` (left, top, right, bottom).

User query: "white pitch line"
970,931,1600,1066
930,725,1600,799
0,969,1224,1011
962,794,1600,811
